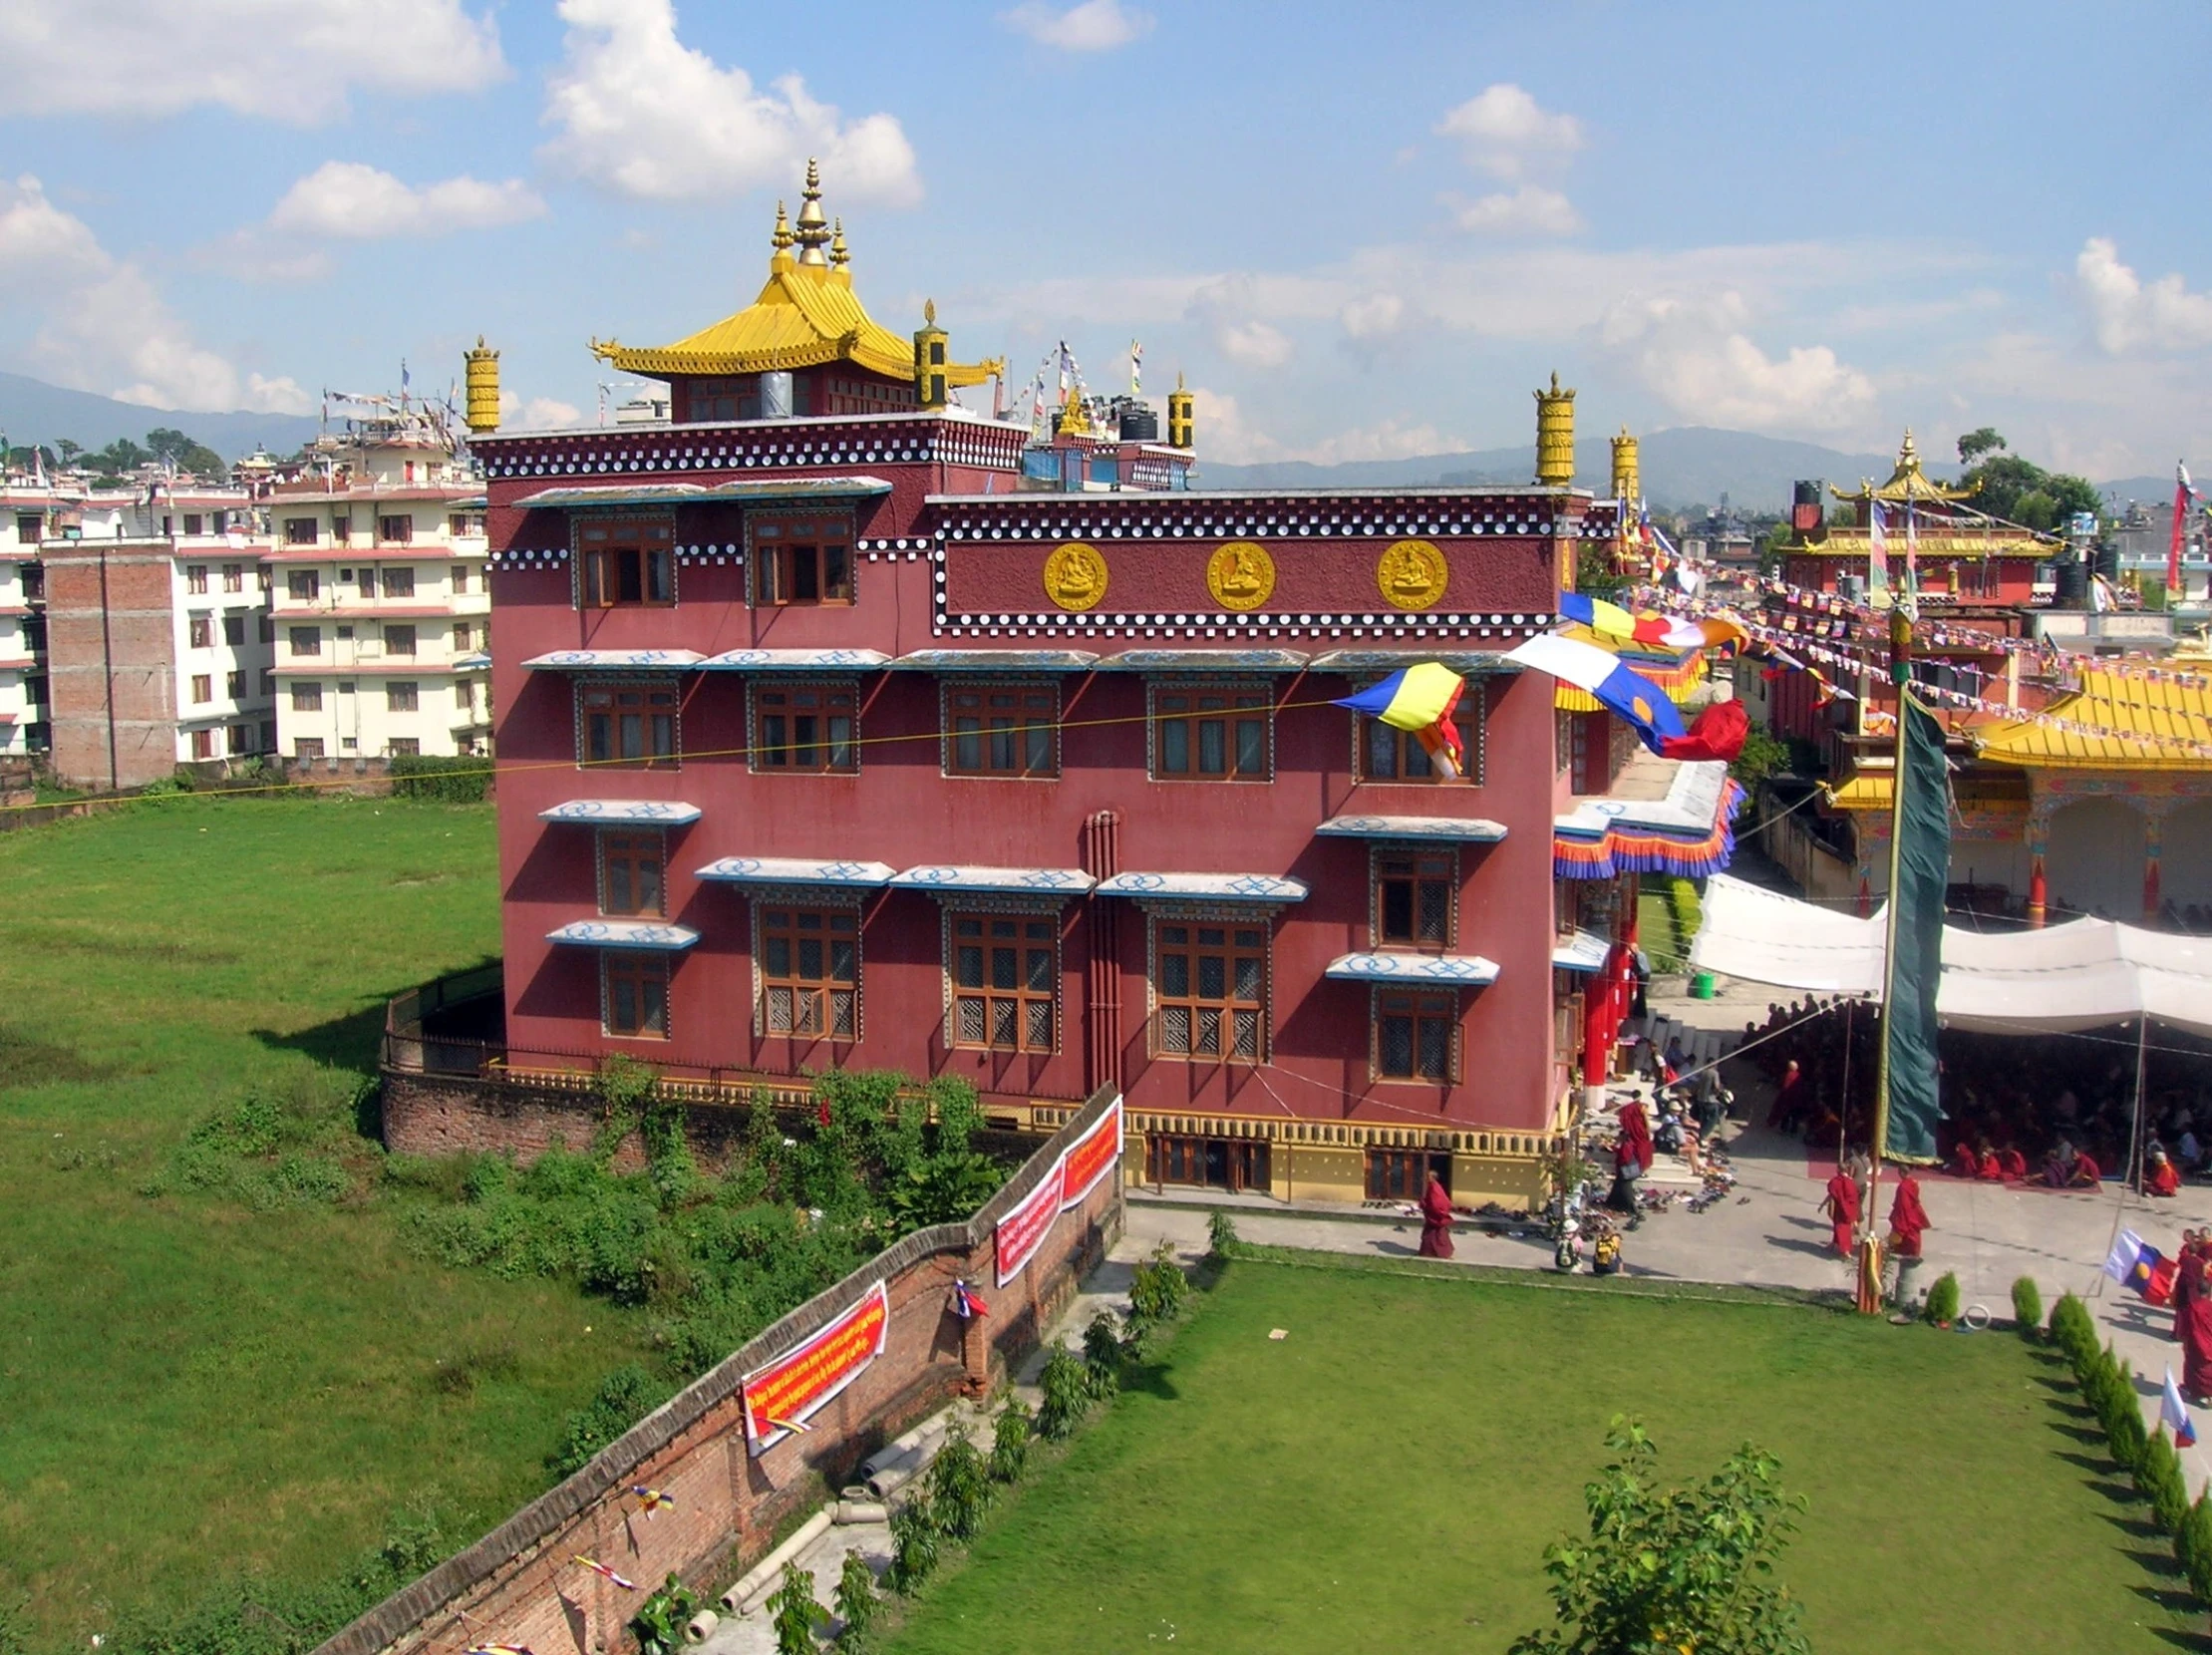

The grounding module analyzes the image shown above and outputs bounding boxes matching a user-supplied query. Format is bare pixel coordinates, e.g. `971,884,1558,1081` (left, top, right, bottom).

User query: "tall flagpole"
1859,601,1913,1314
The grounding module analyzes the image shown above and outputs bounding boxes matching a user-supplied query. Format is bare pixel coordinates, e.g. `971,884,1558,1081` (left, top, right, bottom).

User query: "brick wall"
42,541,178,791
316,1084,1123,1655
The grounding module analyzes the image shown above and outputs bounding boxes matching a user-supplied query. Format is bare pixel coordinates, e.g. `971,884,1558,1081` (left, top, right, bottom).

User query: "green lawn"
0,797,648,1649
885,1255,2202,1655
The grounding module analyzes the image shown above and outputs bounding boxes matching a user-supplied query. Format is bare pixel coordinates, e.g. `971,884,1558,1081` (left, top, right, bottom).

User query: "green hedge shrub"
2140,1430,2191,1532
1924,1271,1961,1326
388,753,491,802
2011,1276,2043,1337
2178,1492,2212,1601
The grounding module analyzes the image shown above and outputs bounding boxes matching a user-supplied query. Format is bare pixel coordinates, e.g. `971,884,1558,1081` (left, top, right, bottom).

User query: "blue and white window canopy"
546,919,701,951
888,865,1096,895
1316,816,1507,842
539,800,703,827
694,856,897,888
1094,872,1310,903
1326,952,1499,986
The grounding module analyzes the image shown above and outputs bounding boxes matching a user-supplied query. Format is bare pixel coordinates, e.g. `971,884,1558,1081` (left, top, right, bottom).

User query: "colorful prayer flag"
1505,633,1687,754
572,1557,636,1590
1556,591,1705,650
466,1645,535,1655
629,1485,675,1517
2106,1230,2178,1307
952,1279,988,1320
1333,661,1467,778
2165,1367,2198,1447
1867,502,1892,608
2173,462,2196,588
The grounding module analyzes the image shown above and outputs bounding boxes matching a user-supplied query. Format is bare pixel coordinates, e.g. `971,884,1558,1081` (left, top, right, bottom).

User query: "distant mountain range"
0,372,321,463
0,372,2173,514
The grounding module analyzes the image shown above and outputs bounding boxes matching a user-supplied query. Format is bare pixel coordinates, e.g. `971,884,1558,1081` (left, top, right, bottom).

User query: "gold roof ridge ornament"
1832,429,1978,505
592,163,1004,388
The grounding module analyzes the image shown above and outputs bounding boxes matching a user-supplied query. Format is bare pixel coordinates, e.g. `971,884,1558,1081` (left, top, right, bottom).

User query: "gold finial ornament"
913,299,950,408
1377,539,1448,610
1044,541,1108,611
829,217,848,268
772,200,792,249
1534,370,1576,487
1609,426,1639,503
463,335,500,434
924,298,937,326
1207,541,1276,611
794,157,830,264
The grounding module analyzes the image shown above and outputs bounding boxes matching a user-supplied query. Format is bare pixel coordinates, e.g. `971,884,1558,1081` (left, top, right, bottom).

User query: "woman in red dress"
1417,1173,1456,1258
1823,1163,1862,1256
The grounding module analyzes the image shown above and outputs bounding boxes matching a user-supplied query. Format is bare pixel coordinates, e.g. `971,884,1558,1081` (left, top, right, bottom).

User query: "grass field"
0,796,648,1650
884,1254,2205,1655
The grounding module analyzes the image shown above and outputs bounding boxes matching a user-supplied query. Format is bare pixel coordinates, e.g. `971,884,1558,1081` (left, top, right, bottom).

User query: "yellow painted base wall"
1119,1137,1550,1211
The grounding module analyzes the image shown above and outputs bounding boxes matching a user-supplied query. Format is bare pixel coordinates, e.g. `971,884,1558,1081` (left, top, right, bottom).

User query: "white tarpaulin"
1689,873,2212,1036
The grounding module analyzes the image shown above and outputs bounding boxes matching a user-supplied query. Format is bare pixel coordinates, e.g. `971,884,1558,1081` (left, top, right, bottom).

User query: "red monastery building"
460,166,1640,1206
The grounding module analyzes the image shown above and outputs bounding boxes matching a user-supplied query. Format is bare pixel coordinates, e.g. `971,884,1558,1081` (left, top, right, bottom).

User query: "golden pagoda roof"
1831,430,1977,505
1976,667,2212,772
1790,525,2052,560
589,161,1001,386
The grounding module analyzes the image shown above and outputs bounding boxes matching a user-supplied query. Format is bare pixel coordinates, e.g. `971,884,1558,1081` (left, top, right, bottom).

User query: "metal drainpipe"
1082,809,1122,1102
97,538,118,791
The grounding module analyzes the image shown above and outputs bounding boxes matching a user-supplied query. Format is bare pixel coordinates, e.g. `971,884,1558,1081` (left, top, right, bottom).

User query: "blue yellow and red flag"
572,1556,636,1590
1333,661,1467,778
629,1485,675,1517
2105,1230,2177,1307
1505,634,1687,753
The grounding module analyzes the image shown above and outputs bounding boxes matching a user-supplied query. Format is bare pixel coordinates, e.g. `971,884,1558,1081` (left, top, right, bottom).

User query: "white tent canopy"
1689,873,2212,1037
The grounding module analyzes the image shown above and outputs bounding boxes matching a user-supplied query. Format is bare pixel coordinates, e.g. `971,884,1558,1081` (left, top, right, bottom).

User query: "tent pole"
2131,1012,2150,1193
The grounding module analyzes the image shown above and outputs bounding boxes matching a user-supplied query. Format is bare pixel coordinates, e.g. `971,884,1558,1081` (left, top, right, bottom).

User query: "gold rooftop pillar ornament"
1166,373,1194,450
464,336,500,433
1610,426,1639,503
914,299,949,410
1535,371,1576,486
793,158,831,266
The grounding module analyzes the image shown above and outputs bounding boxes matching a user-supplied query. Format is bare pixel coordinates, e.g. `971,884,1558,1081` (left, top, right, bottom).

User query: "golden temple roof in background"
1832,431,1978,505
590,161,1002,388
1977,667,2212,771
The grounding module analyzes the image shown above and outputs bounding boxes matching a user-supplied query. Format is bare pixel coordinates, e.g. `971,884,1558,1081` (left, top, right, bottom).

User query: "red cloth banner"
1059,1098,1123,1210
995,1155,1066,1287
741,1280,889,1455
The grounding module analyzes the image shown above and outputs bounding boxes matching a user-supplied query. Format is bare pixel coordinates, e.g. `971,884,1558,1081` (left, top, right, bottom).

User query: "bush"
925,1427,991,1540
387,752,490,803
1206,1208,1239,1258
2178,1491,2212,1602
988,1397,1032,1485
1037,1346,1089,1441
2141,1430,2191,1532
1127,1239,1190,1329
2050,1292,2097,1371
2011,1276,2043,1337
1081,1309,1122,1399
629,1572,703,1655
888,1494,939,1593
1924,1271,1961,1326
547,1364,670,1479
769,1561,826,1655
834,1550,878,1646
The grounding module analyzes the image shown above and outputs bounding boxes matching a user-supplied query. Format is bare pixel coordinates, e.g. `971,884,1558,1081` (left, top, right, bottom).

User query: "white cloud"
0,0,503,125
1601,291,1877,435
540,0,921,205
1188,388,1458,467
1339,292,1406,340
0,174,306,413
1451,184,1581,237
268,163,545,239
498,390,583,431
1435,84,1583,179
1001,0,1153,51
2075,236,2212,355
1216,319,1293,369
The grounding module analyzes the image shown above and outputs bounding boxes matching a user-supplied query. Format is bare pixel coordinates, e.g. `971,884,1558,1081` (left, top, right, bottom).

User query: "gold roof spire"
771,200,792,249
794,157,831,265
829,217,848,267
1832,428,1977,504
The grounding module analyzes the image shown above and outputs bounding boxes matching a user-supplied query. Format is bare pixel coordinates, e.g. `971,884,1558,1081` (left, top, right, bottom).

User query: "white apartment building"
0,486,52,756
266,426,490,762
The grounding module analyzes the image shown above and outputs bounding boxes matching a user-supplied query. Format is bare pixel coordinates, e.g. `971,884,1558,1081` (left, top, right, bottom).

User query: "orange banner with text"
741,1280,889,1455
1059,1098,1123,1210
995,1158,1064,1287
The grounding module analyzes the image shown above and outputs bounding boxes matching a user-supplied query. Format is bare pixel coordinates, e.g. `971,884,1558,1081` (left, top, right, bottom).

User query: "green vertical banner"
1884,695,1950,1162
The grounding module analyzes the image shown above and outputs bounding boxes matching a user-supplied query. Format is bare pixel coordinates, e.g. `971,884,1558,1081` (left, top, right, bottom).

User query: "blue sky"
2,0,2208,476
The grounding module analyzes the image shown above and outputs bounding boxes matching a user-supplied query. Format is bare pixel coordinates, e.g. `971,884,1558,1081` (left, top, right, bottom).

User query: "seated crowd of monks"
1743,996,2208,1197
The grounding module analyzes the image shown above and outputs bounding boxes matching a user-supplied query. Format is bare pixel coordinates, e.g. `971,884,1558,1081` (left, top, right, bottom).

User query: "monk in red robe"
1949,1140,1980,1179
2182,1243,2212,1405
1617,1101,1655,1173
1822,1166,1862,1256
2172,1232,2203,1344
1997,1146,2029,1180
1976,1141,2004,1181
2069,1150,2102,1188
1418,1173,1455,1258
2147,1147,2182,1198
1766,1061,1806,1134
1888,1168,1930,1258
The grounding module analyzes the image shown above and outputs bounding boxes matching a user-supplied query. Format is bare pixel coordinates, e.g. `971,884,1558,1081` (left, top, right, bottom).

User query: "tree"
55,438,82,463
1956,426,2007,466
145,426,229,479
1509,1418,1811,1655
1956,444,2100,530
1574,543,1627,601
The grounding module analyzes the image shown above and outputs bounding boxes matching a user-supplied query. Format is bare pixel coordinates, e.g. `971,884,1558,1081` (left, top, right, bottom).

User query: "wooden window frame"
381,566,417,598
598,828,666,918
187,615,212,649
1150,916,1268,1063
1372,988,1460,1084
286,569,319,600
943,681,1059,779
576,518,676,609
577,679,681,770
602,950,670,1041
1354,680,1485,786
283,517,317,546
1372,846,1456,952
189,673,212,704
750,680,858,775
291,682,323,713
386,681,419,713
1148,681,1272,783
377,514,415,545
1146,1135,1270,1192
756,903,860,1042
749,512,854,608
1365,1146,1447,1199
383,623,417,658
288,625,321,658
946,910,1058,1053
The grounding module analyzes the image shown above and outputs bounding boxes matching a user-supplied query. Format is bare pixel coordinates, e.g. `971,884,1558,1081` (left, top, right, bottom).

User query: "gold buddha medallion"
1205,540,1275,611
1377,538,1447,610
1043,541,1108,611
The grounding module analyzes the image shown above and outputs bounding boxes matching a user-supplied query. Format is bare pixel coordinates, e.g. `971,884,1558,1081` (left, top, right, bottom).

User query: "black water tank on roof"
1118,406,1158,442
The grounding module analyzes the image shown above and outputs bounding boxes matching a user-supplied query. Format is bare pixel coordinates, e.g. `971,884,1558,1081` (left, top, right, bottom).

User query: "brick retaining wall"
315,1083,1123,1655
